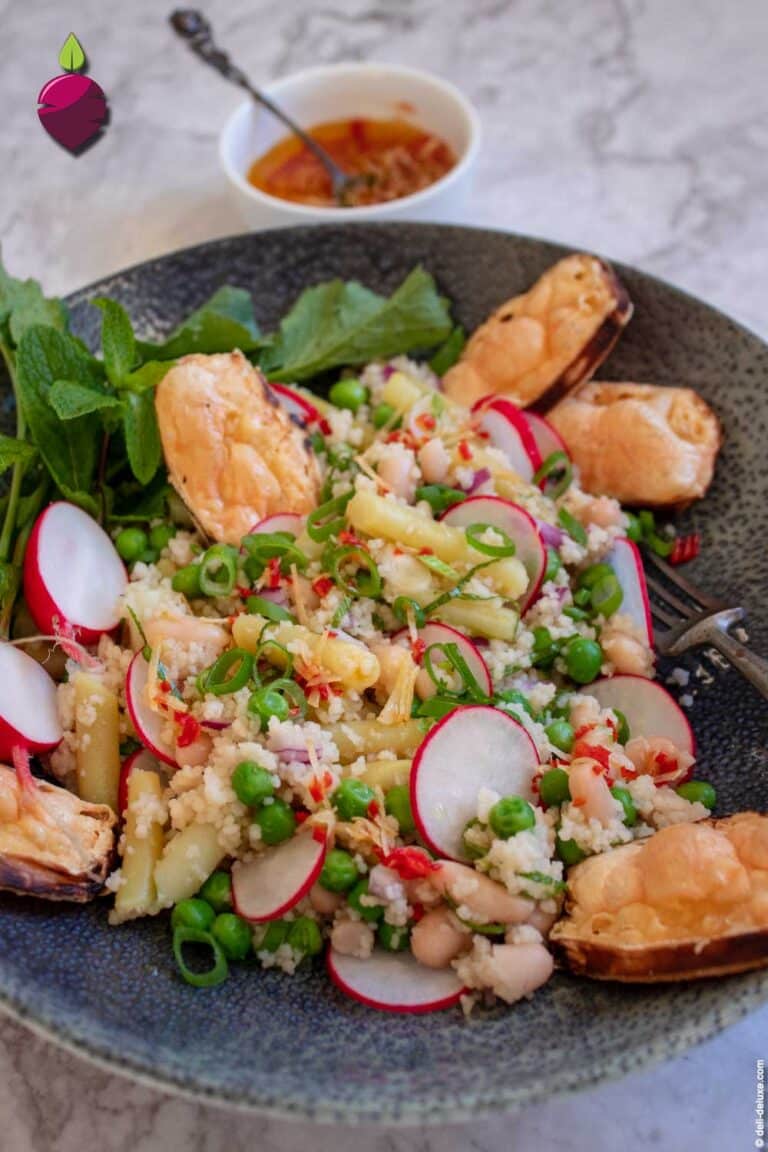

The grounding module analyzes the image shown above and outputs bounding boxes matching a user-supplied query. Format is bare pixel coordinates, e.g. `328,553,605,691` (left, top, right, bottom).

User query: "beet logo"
37,34,108,155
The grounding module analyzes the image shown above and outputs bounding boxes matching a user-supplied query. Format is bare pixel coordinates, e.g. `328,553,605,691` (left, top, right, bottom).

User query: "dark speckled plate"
1,225,767,1124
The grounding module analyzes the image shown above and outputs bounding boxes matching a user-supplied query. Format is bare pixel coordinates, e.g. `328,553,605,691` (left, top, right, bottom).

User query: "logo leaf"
59,33,86,73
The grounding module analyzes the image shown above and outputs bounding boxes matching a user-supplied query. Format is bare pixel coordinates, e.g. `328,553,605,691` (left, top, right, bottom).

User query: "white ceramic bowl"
219,63,481,229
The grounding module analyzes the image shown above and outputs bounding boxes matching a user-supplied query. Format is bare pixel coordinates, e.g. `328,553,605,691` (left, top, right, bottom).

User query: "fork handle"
707,626,768,701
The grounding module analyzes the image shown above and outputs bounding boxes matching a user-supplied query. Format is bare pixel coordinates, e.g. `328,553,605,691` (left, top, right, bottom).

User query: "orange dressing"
247,117,457,208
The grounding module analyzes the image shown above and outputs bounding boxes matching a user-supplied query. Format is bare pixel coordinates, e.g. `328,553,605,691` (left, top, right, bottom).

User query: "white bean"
482,942,554,1003
411,905,470,969
330,917,375,959
525,906,558,938
308,883,343,915
428,861,534,924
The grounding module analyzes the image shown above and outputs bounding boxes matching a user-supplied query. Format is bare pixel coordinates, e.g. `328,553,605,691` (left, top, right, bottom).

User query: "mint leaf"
93,298,137,385
0,259,68,348
0,435,37,474
120,359,173,393
123,391,162,485
49,380,123,421
429,326,466,376
137,286,262,360
15,326,102,500
262,267,452,383
110,474,171,523
59,33,86,72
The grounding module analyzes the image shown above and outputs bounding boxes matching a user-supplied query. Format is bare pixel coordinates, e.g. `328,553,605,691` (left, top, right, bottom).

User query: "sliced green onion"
646,531,674,557
418,553,460,581
557,507,588,547
329,545,382,598
254,636,294,679
331,595,352,627
172,926,229,987
563,605,589,621
414,484,467,515
242,531,307,573
201,648,254,696
392,596,425,630
248,679,307,725
465,522,517,558
423,642,487,702
533,451,573,499
518,870,567,894
246,595,294,623
199,544,238,597
590,573,623,617
307,492,353,542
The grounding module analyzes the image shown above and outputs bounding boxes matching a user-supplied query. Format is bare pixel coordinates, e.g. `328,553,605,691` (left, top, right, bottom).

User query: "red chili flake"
338,530,364,547
308,777,325,803
573,743,612,772
385,430,418,450
620,765,638,780
393,547,404,556
383,846,440,879
312,826,327,845
411,902,425,923
605,715,618,739
572,796,586,807
458,439,473,461
312,576,334,598
322,771,334,789
266,557,282,589
159,680,172,695
573,723,595,741
176,713,201,748
416,412,437,432
669,532,701,566
367,800,380,819
294,810,309,824
411,638,427,664
418,547,434,556
653,751,679,775
235,585,253,600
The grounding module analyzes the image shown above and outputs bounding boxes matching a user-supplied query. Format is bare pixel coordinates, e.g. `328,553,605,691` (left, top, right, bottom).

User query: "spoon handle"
169,9,349,193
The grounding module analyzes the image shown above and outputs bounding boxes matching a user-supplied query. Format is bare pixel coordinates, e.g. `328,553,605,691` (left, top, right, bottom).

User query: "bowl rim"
218,61,482,219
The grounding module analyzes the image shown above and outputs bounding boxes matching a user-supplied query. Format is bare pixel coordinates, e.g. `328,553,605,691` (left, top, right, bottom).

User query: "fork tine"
648,601,680,630
644,573,698,620
642,550,724,612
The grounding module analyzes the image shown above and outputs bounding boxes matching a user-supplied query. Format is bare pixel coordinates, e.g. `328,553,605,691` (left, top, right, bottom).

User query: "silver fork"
643,549,768,701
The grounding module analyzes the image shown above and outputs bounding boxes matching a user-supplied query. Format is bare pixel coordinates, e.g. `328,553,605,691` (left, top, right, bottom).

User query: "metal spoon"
169,9,364,206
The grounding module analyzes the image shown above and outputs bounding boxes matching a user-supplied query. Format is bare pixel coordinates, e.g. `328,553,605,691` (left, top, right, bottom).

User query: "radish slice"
393,622,491,699
589,675,695,755
605,538,653,646
0,642,62,761
473,398,542,482
269,382,330,434
24,502,127,644
441,495,547,613
232,829,327,922
118,748,161,816
125,653,177,767
250,512,304,537
411,705,539,860
524,412,570,462
327,948,465,1013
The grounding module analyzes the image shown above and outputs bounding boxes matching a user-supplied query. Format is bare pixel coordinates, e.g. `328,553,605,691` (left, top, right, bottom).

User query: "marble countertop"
1,0,767,1148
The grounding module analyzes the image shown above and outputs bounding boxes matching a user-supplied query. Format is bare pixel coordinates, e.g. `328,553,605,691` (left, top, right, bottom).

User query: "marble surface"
1,0,767,1148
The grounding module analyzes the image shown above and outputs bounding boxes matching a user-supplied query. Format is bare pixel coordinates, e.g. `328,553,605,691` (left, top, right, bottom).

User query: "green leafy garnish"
123,391,162,486
49,380,123,421
137,286,262,360
0,435,37,474
429,325,465,375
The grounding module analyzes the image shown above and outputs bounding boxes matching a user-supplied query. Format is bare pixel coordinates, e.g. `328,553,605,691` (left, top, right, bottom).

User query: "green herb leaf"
518,870,567,894
58,33,86,72
429,325,466,376
0,435,37,475
137,286,262,360
109,473,171,523
49,380,123,421
0,258,68,348
15,326,102,504
262,267,452,383
93,298,137,385
123,391,162,485
120,360,173,393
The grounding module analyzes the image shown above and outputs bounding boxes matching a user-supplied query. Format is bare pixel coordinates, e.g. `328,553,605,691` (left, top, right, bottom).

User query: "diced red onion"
464,467,492,494
276,747,311,764
200,719,232,731
381,364,397,381
536,519,564,548
257,587,290,607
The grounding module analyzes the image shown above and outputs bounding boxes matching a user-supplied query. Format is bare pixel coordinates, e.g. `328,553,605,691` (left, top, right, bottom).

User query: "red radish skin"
232,830,327,922
327,948,465,1013
392,622,492,699
589,674,695,756
125,654,178,768
269,382,331,435
0,643,62,762
605,538,653,646
24,502,127,644
118,748,161,816
250,512,305,537
410,705,539,861
472,398,543,481
441,495,547,613
524,412,570,462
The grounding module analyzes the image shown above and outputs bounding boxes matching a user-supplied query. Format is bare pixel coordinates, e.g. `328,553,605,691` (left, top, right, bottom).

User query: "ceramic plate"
1,225,767,1123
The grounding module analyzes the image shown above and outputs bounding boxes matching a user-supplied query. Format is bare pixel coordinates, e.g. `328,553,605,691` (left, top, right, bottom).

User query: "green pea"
556,835,586,867
172,563,203,598
171,897,216,933
138,549,159,564
258,920,290,952
198,870,232,912
564,637,603,684
253,798,296,845
248,688,290,729
347,878,384,922
149,523,177,552
115,527,148,562
462,818,487,860
372,402,396,429
625,512,643,542
578,563,614,590
329,378,368,413
544,547,561,583
319,848,359,893
232,760,275,807
538,767,572,808
676,780,716,810
531,626,559,669
573,587,592,608
384,785,415,833
495,689,534,717
545,719,574,753
489,795,536,839
287,915,323,958
610,785,637,827
332,778,376,822
212,912,253,960
612,708,630,745
378,921,411,952
549,693,573,720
